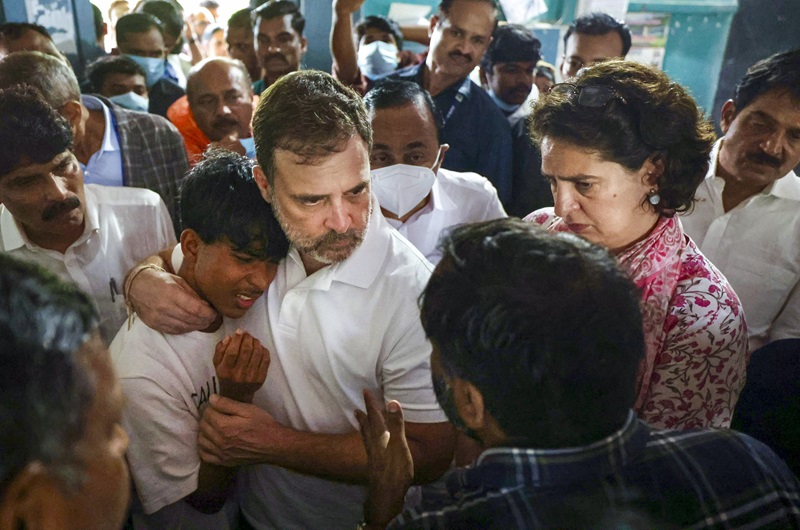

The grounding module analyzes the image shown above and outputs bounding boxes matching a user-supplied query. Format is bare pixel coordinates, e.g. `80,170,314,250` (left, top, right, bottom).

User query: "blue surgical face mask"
239,136,256,159
487,87,522,114
124,54,166,88
357,40,399,80
109,91,149,112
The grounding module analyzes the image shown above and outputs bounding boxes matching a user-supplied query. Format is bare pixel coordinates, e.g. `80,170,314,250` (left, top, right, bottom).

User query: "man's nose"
325,201,352,234
761,130,786,159
43,174,71,202
247,261,276,292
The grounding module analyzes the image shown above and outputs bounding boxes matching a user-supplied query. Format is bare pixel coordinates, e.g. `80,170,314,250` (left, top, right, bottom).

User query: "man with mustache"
477,23,551,217
124,71,454,529
168,57,257,165
0,86,175,345
681,50,800,352
385,0,513,207
252,0,307,95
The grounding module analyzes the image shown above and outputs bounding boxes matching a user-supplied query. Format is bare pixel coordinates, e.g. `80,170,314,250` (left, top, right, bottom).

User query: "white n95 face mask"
371,163,436,218
357,40,399,79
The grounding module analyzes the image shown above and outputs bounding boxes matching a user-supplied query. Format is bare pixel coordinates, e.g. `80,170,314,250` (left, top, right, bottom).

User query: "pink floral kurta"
527,209,749,430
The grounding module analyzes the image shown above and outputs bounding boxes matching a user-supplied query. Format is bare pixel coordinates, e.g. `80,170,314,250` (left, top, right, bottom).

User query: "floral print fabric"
527,209,749,429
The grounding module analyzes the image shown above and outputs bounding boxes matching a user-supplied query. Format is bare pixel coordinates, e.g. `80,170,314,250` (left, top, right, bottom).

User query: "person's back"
112,150,289,529
353,219,800,529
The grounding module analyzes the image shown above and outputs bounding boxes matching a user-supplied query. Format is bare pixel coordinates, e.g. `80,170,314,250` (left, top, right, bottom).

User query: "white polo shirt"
0,184,175,344
681,140,800,351
385,168,507,264
226,197,447,529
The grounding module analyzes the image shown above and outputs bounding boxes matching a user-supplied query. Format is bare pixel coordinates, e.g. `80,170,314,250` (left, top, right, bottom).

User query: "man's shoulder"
87,183,164,208
438,167,497,193
112,102,181,136
385,63,421,82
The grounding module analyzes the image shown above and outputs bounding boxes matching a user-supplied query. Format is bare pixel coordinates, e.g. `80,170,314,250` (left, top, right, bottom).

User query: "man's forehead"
372,102,437,139
121,29,164,48
195,64,249,93
4,151,71,178
258,14,297,36
739,88,800,120
441,0,496,32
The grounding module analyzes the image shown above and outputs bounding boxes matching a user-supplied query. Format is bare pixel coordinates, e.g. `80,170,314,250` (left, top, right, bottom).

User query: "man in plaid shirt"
357,219,800,529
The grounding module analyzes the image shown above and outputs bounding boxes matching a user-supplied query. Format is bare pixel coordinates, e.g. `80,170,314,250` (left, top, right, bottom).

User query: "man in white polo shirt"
125,71,454,529
0,86,174,344
681,50,800,352
364,78,506,264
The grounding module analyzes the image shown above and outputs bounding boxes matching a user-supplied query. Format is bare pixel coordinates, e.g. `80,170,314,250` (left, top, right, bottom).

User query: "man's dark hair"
199,0,219,10
253,0,305,35
180,150,289,262
355,15,403,50
420,218,644,447
0,22,53,43
0,51,80,109
227,8,254,31
136,0,183,40
564,12,632,56
91,3,105,40
530,60,715,216
86,54,146,93
253,70,371,185
115,12,164,45
733,49,800,113
480,24,541,72
0,254,99,496
364,79,443,143
0,85,72,176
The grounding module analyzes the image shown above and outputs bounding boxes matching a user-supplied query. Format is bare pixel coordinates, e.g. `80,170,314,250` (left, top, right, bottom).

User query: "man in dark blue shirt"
356,219,800,529
385,0,513,205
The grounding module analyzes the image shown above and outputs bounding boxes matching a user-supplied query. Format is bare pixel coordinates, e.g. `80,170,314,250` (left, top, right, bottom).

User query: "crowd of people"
1,0,799,528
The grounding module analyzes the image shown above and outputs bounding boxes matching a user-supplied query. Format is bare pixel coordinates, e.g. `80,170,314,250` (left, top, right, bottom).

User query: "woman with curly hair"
526,60,749,430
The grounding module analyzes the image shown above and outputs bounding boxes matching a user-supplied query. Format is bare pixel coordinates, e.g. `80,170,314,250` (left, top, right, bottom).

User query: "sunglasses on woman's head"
550,83,627,107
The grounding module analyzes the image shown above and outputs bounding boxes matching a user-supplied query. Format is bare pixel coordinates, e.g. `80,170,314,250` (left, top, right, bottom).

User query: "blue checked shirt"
389,412,800,529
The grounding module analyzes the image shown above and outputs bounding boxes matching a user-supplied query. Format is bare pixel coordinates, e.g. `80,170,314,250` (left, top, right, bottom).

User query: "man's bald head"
186,57,254,141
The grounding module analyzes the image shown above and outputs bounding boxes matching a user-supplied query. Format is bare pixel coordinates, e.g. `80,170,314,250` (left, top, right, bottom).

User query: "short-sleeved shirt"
681,139,800,352
0,184,175,344
385,168,507,264
386,64,513,205
228,197,447,529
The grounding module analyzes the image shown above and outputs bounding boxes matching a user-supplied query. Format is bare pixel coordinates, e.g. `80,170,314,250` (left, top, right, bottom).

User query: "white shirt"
111,320,238,529
80,95,124,187
227,197,447,529
680,139,800,351
386,168,507,264
0,184,175,344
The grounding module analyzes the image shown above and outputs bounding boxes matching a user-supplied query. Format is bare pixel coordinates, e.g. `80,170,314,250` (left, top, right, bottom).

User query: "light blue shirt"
80,95,124,187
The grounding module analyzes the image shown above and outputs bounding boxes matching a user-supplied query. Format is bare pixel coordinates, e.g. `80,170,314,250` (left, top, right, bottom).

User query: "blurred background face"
486,60,535,105
255,14,306,85
369,101,442,170
205,28,228,57
227,25,260,80
100,72,147,97
117,27,165,58
561,31,624,80
427,0,495,80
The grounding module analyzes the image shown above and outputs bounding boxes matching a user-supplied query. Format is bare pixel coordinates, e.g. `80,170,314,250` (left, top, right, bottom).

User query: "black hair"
202,24,224,44
115,12,164,45
136,0,183,39
253,0,305,35
564,12,632,56
480,23,541,72
227,8,254,30
364,78,443,143
91,3,105,40
0,254,98,495
420,218,643,447
355,15,403,50
180,149,289,263
199,0,219,10
529,60,715,216
0,85,73,176
733,49,800,113
0,22,53,43
86,54,146,93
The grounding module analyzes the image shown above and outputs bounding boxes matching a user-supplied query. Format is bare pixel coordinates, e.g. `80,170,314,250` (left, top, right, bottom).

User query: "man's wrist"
123,264,165,311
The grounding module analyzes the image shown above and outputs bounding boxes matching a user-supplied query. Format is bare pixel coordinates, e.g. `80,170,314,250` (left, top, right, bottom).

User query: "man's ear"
428,15,439,39
180,229,202,262
253,165,272,203
0,462,69,530
299,36,308,57
451,377,487,432
720,99,737,135
59,100,83,130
